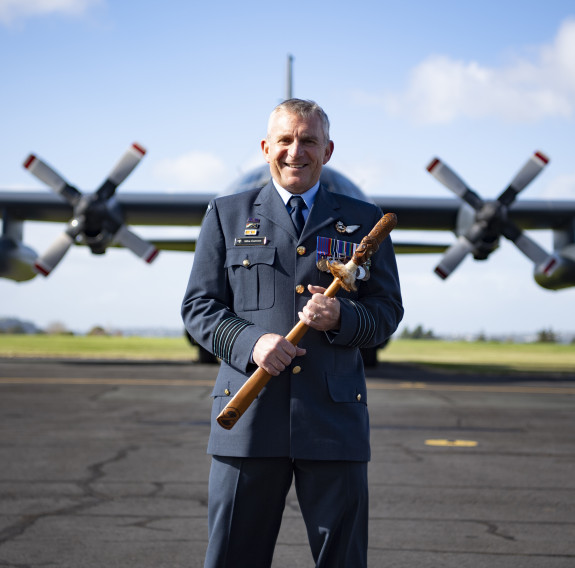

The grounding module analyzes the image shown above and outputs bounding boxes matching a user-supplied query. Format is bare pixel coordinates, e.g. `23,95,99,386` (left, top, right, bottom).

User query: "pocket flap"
326,373,367,404
225,247,276,268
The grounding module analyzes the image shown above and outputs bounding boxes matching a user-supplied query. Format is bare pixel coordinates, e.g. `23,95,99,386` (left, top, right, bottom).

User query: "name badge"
234,237,268,246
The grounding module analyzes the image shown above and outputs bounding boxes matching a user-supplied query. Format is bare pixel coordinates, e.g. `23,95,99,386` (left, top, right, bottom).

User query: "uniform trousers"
203,455,368,568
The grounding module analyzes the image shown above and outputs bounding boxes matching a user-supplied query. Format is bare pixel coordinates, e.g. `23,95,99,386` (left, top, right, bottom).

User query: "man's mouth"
285,163,306,169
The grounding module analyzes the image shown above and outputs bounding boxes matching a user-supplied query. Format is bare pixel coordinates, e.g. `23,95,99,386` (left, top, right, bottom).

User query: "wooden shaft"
216,276,344,430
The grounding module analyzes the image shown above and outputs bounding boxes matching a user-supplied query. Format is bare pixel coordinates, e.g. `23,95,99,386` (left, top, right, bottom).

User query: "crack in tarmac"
0,445,140,546
483,521,517,541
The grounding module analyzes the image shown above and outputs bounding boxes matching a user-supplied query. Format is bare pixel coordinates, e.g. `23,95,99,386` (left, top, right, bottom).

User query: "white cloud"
0,0,101,25
367,18,575,125
151,150,232,193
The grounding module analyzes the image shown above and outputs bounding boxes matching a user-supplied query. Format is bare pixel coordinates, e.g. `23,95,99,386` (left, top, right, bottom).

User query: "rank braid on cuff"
346,300,377,348
213,316,254,364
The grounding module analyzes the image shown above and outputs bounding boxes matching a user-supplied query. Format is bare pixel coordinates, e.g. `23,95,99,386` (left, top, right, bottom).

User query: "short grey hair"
268,98,331,143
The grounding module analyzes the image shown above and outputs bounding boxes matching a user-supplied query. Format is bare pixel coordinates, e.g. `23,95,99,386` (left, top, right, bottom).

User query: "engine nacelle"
534,246,575,290
0,237,38,282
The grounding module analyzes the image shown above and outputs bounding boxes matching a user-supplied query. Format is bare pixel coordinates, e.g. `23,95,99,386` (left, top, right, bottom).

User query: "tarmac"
0,357,574,568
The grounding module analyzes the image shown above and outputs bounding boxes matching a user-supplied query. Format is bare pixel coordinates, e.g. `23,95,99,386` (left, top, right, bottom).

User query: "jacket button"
356,394,362,402
242,259,250,267
295,284,304,294
297,246,306,255
224,389,230,396
292,365,302,374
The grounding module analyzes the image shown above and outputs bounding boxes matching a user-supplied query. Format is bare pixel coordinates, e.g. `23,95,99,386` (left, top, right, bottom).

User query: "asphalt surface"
0,357,574,568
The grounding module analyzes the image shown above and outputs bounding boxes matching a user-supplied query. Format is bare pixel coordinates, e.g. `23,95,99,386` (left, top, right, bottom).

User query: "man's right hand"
252,333,306,376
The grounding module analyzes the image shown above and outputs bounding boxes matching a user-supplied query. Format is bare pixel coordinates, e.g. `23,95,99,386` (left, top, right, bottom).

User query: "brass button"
292,365,302,374
295,284,305,294
242,259,250,267
356,394,362,402
224,389,230,396
297,246,306,256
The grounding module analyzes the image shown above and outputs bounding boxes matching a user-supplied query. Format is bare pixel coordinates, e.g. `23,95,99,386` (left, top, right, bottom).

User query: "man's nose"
288,139,304,158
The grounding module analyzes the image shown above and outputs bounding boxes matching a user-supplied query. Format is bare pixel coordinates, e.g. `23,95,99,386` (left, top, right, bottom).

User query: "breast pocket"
225,247,276,311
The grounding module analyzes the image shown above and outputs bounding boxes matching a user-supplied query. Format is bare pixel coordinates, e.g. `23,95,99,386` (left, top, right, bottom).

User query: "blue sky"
1,0,574,337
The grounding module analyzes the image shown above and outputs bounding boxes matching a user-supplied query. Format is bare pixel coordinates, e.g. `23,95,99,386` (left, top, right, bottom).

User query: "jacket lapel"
300,186,341,242
253,182,342,242
253,182,297,238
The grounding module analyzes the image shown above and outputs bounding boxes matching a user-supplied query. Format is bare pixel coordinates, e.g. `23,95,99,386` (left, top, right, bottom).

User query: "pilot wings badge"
335,220,361,234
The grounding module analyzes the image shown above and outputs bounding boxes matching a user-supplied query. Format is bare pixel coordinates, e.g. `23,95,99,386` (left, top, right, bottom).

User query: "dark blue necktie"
289,195,306,235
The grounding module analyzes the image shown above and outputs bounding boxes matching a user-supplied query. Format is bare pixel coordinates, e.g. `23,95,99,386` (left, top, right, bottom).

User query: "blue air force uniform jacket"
181,182,403,462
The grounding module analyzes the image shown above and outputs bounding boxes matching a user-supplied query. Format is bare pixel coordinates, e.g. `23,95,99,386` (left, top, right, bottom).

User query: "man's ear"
261,139,271,163
323,140,335,165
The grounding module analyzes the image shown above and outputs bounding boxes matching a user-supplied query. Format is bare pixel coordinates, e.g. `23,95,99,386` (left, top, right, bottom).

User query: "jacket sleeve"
181,200,265,373
326,207,404,348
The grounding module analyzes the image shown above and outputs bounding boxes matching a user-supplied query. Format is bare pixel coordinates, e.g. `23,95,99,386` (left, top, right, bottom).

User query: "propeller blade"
97,143,147,200
113,225,159,263
434,236,475,280
498,151,549,206
501,220,551,265
514,234,554,266
426,158,483,210
23,154,82,205
34,232,75,276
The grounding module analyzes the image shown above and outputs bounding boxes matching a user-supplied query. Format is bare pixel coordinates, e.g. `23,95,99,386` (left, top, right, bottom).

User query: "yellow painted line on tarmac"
425,439,479,447
0,377,574,395
366,380,575,395
0,377,215,387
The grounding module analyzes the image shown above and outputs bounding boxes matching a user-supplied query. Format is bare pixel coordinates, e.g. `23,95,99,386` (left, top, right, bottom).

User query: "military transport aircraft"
3,52,575,291
2,140,575,366
1,142,575,291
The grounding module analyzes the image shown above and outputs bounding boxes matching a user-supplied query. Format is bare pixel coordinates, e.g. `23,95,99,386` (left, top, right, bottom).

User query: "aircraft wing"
1,187,575,289
373,196,575,231
0,191,214,226
4,191,574,231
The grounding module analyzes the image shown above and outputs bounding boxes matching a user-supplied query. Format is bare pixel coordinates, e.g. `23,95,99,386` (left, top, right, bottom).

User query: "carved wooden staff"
216,212,398,430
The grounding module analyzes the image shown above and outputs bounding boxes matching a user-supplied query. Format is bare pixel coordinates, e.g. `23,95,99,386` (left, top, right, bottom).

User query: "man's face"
261,110,334,194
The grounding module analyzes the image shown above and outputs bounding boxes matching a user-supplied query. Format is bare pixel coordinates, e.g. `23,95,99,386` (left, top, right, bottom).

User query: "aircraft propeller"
426,151,558,280
23,143,158,276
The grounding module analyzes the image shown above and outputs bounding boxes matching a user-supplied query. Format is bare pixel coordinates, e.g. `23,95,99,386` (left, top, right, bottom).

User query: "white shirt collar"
272,179,320,210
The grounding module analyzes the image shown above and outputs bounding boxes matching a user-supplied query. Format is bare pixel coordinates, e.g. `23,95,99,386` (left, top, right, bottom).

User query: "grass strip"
0,335,574,374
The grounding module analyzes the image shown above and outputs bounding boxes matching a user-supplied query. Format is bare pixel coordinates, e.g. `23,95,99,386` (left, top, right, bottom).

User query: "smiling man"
182,98,403,568
262,100,334,195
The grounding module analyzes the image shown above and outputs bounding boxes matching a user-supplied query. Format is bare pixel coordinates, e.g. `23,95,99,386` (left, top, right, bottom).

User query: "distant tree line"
400,325,438,340
2,316,572,344
0,317,117,337
398,324,573,344
536,328,558,343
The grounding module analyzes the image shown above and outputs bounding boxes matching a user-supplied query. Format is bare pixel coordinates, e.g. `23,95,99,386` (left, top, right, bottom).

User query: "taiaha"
216,212,398,430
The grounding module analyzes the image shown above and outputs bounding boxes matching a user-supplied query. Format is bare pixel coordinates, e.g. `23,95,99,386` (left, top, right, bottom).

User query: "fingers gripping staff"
216,212,398,430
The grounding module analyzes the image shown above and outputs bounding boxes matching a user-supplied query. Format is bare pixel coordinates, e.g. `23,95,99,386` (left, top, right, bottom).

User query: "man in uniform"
181,98,403,567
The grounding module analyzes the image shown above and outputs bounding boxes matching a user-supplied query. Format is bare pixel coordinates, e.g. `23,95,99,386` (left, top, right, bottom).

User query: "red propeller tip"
542,257,557,276
23,155,37,170
434,266,448,279
146,249,159,263
132,143,146,156
34,262,50,277
426,158,440,173
534,151,549,165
